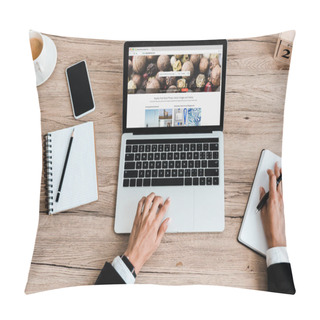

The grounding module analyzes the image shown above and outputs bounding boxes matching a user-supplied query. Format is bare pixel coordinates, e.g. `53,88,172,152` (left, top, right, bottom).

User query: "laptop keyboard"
123,138,220,187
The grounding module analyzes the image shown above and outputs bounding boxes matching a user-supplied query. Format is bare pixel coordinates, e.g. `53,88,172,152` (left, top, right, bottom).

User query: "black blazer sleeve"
95,262,125,285
267,262,295,294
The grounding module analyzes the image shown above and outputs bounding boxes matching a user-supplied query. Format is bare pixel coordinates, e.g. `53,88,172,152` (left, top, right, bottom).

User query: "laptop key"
212,152,219,159
208,160,219,167
193,152,199,159
193,177,199,185
192,169,197,177
124,170,138,178
123,179,129,187
136,161,142,169
132,145,138,152
156,161,161,168
155,153,160,160
165,169,171,177
142,153,147,160
152,145,157,152
169,161,174,168
159,169,164,177
161,153,166,160
139,170,145,178
180,152,186,159
148,153,153,160
200,177,205,185
143,179,151,186
185,178,192,185
143,162,148,169
135,154,141,161
190,144,196,151
139,145,144,152
168,153,173,160
145,145,151,152
125,162,135,169
171,144,176,151
126,146,132,153
149,161,155,169
195,160,200,168
198,168,204,176
152,178,183,186
188,160,194,168
125,154,134,161
185,169,191,177
175,161,181,168
178,144,183,151
184,144,189,151
187,152,192,159
162,161,168,168
137,179,142,187
200,152,205,159
197,144,202,151
203,143,209,151
130,179,136,187
206,152,212,159
205,169,219,176
158,145,163,152
182,161,188,168
213,178,219,185
210,143,219,150
146,170,151,177
174,152,179,160
152,170,158,177
165,145,170,151
206,177,212,185
178,169,184,177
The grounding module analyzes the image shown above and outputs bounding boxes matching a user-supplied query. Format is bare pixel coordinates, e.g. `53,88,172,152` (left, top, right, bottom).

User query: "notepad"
45,122,98,214
238,149,281,256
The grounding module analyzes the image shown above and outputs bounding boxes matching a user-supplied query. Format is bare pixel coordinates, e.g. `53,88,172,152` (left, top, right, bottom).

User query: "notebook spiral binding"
45,134,54,214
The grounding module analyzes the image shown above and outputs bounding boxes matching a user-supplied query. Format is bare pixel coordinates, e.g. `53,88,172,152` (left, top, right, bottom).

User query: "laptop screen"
125,43,225,130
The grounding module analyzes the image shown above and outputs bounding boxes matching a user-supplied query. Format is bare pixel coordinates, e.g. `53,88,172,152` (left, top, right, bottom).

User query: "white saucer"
36,35,57,86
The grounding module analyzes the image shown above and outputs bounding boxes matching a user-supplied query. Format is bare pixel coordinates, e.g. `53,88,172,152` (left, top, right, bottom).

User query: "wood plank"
26,33,287,294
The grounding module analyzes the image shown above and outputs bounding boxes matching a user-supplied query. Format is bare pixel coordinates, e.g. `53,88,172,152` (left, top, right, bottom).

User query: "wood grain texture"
25,33,289,294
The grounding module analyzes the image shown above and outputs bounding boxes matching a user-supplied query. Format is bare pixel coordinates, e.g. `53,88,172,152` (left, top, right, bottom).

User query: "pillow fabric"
25,32,294,293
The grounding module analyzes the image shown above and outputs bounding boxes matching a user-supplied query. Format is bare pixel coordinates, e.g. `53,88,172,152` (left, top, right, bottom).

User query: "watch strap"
120,255,136,278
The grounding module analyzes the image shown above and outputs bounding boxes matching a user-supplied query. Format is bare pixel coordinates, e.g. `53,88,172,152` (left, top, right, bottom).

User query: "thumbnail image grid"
145,107,201,128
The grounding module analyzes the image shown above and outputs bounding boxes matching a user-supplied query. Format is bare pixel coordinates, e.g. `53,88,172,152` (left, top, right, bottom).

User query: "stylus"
255,173,282,213
55,129,75,203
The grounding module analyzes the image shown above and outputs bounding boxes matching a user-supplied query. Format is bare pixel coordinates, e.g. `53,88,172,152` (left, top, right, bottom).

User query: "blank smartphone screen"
67,61,94,117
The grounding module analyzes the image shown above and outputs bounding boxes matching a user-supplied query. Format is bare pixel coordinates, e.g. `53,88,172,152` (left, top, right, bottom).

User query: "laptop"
115,39,227,233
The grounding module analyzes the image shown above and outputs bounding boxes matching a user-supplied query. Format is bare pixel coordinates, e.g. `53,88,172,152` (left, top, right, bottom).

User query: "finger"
156,217,171,245
132,196,146,235
274,162,281,179
155,197,171,226
279,168,283,195
259,186,266,200
267,169,277,198
149,195,164,218
142,192,155,217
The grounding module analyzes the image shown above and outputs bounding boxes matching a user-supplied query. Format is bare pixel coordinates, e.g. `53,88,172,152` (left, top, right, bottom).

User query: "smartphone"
66,60,95,119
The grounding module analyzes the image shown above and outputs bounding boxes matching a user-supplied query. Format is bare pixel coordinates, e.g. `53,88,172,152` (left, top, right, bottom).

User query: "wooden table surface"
25,33,289,294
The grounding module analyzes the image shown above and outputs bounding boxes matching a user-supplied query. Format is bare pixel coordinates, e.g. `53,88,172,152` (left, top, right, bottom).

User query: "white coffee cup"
29,30,57,86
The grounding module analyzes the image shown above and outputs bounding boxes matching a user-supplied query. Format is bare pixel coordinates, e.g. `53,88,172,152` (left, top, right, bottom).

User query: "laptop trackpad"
162,187,194,233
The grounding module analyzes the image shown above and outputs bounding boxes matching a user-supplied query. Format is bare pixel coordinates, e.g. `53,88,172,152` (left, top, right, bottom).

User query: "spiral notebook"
238,149,281,256
45,122,98,214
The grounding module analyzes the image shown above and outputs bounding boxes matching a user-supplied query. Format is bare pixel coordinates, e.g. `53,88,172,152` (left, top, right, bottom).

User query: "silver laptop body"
115,39,227,233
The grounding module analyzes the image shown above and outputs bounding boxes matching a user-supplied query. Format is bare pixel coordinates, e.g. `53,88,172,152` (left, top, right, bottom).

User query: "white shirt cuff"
266,247,290,268
111,256,136,284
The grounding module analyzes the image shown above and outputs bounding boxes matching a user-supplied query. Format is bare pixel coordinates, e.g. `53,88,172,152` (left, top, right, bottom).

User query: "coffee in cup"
30,37,43,60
